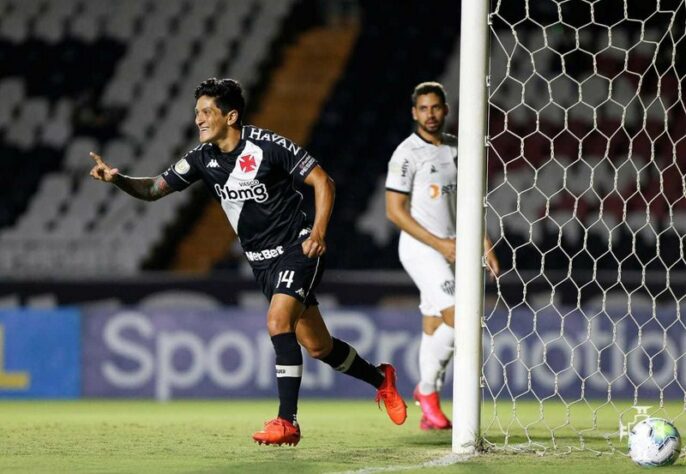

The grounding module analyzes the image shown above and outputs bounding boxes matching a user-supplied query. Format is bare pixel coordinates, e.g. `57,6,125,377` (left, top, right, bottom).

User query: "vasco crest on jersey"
239,154,258,173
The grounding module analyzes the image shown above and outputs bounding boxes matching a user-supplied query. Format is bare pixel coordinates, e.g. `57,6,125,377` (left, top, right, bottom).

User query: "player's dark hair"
195,78,245,125
412,81,447,106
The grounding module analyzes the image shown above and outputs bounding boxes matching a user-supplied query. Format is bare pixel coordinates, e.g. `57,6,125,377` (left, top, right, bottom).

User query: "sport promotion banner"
82,307,685,400
82,309,421,399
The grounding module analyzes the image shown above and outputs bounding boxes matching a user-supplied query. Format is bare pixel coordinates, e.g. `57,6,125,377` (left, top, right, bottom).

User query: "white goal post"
453,0,490,455
454,0,686,455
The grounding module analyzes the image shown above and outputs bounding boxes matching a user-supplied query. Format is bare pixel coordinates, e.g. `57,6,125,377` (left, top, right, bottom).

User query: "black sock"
271,332,302,424
320,337,384,388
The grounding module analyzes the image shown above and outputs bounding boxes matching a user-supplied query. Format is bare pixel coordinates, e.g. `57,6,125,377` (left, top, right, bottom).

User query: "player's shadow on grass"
481,434,624,452
399,433,622,450
400,431,452,447
228,462,325,474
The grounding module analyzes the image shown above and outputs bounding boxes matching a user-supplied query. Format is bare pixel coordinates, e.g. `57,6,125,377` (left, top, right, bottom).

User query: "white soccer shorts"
398,232,455,317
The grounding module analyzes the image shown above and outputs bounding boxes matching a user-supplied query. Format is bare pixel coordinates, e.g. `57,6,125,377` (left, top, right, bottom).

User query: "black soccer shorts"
249,235,324,307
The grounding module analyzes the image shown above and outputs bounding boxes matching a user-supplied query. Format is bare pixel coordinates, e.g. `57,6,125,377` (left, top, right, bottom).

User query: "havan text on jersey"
245,127,301,155
161,125,319,253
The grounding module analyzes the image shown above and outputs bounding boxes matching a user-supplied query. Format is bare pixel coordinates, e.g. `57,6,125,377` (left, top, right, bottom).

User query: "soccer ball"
628,418,681,467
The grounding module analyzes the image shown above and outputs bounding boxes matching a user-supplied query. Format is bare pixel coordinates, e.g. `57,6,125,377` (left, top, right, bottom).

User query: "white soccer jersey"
385,132,458,239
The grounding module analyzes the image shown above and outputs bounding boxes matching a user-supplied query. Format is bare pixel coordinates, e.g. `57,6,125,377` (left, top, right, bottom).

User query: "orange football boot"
375,363,407,425
252,417,301,446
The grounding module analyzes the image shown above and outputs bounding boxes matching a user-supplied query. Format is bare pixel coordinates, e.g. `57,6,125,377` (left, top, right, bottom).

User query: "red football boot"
375,363,407,425
413,385,451,430
419,415,453,431
252,417,301,446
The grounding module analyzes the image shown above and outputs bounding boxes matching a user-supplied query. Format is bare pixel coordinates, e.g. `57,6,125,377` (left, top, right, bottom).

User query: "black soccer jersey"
162,125,319,253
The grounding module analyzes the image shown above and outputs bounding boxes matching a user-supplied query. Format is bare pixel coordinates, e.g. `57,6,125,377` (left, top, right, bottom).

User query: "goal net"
481,0,686,454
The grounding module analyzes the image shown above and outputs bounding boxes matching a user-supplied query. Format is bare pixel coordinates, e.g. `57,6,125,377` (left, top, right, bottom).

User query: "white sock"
418,332,436,394
418,324,454,394
434,324,454,392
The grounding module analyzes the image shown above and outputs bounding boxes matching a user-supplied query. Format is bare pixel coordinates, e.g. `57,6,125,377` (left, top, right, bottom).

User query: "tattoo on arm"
150,176,173,200
113,175,174,201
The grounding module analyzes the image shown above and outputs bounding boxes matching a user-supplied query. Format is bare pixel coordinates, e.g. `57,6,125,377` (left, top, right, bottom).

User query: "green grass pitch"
0,399,683,473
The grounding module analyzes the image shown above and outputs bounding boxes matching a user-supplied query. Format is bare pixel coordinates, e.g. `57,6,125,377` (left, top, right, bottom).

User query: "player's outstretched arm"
302,165,335,258
89,152,174,201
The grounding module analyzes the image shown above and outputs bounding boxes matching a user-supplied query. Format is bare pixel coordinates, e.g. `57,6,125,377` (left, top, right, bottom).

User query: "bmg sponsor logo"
214,182,268,203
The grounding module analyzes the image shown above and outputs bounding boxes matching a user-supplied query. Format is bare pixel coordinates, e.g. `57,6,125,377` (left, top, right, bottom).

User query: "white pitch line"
327,453,475,474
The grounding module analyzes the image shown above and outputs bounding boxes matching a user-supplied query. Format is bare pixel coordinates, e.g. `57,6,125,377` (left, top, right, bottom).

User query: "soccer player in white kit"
385,82,499,430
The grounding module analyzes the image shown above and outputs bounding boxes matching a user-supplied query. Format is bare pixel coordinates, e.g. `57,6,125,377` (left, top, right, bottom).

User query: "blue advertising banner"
0,309,81,398
483,304,686,401
82,308,421,399
82,306,686,400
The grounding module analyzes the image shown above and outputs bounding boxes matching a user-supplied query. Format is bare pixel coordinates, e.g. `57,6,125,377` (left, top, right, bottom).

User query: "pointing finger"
89,152,104,165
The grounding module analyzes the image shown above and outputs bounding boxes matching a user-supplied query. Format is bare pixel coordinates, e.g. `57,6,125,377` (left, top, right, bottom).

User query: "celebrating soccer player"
385,82,499,430
88,77,407,446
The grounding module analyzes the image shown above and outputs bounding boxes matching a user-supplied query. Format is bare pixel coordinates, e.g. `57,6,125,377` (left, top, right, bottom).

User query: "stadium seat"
0,0,305,274
33,0,75,44
4,97,49,150
41,98,73,148
64,137,99,174
0,77,25,130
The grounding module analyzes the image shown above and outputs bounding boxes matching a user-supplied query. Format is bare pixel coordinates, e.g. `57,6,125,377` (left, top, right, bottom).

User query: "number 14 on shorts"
277,270,295,288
